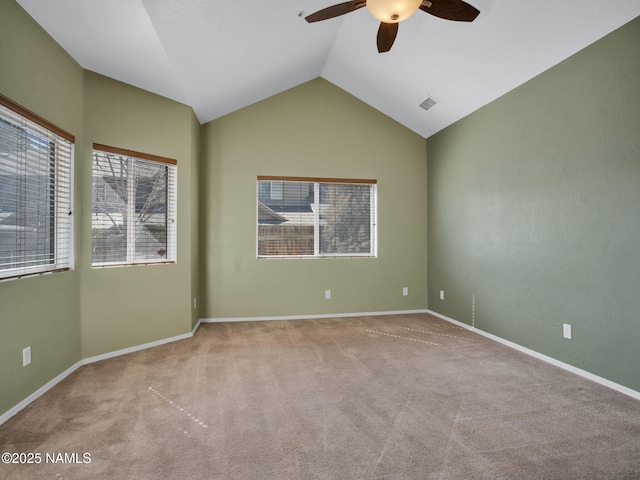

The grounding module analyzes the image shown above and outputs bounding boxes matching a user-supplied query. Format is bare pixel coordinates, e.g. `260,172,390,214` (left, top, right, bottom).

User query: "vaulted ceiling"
16,0,640,138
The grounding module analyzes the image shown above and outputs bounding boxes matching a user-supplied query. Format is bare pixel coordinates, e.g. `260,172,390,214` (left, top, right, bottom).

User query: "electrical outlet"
440,290,445,300
325,290,331,300
563,323,572,339
403,287,408,296
193,298,197,309
23,346,31,367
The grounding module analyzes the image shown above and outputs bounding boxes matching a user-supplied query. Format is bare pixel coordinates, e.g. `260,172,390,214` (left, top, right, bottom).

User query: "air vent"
419,96,438,112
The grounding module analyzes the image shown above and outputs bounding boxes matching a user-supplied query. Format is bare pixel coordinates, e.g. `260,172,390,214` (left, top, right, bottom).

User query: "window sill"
0,268,70,283
257,255,376,260
91,261,176,269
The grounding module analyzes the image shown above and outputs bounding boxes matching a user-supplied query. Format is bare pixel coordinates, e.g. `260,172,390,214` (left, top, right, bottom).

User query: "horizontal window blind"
257,176,377,258
92,146,176,267
0,98,73,280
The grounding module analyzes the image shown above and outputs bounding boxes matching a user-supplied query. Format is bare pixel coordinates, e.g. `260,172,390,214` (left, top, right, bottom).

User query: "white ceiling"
16,0,640,138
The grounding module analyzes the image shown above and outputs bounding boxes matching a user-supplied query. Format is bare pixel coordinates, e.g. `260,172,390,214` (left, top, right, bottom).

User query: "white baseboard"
0,360,83,426
82,319,202,365
0,319,203,426
201,309,430,323
426,309,640,401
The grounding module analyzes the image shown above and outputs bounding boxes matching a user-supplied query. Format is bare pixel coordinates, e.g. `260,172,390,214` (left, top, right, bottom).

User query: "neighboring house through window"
91,144,176,266
257,176,377,257
0,94,74,280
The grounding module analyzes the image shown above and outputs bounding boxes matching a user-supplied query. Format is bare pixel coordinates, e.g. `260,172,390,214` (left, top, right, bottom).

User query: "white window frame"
91,144,177,267
256,176,377,259
0,94,74,281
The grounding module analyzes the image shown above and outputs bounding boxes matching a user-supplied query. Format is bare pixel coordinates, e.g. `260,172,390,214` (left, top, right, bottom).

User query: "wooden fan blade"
377,22,398,53
305,1,366,23
419,0,480,22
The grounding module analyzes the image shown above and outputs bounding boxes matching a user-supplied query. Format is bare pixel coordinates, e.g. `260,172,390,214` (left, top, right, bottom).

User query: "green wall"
0,0,83,418
201,78,427,318
190,110,202,328
80,72,199,358
0,1,200,417
427,17,640,391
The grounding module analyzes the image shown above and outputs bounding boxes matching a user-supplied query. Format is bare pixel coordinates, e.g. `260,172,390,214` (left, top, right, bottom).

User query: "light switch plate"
23,346,31,367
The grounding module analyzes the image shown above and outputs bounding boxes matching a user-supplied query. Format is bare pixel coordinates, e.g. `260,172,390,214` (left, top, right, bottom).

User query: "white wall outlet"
325,290,331,300
23,346,31,367
440,290,445,300
403,287,408,296
563,323,572,339
193,298,197,309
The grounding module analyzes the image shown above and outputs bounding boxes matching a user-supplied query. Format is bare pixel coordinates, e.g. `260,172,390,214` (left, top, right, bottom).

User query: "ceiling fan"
305,0,480,53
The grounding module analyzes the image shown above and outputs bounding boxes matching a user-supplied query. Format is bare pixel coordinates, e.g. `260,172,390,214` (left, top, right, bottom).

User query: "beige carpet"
1,314,639,479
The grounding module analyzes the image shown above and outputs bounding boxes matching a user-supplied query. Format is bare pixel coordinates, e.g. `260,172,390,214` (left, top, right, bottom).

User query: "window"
270,181,283,200
92,144,176,266
0,94,73,280
257,176,377,257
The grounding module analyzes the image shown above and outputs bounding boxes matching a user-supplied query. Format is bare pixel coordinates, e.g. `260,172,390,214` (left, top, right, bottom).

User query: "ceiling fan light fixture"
366,0,422,23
